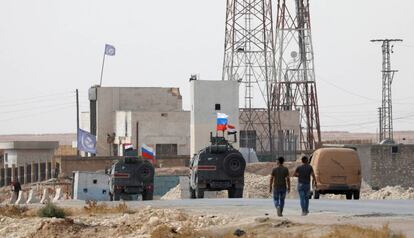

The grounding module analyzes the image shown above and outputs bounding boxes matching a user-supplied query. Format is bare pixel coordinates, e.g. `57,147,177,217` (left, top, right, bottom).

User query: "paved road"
60,198,414,217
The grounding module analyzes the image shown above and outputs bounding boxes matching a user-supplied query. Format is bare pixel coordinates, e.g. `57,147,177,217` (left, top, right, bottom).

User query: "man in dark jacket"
269,156,290,217
11,179,22,199
294,156,316,216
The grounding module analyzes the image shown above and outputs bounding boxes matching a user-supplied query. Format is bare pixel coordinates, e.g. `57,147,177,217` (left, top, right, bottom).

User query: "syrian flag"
124,143,133,151
227,124,237,135
216,113,228,131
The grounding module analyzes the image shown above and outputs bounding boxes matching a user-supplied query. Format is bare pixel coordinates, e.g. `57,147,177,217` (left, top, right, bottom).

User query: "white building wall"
73,171,110,201
113,111,190,156
95,87,185,156
190,80,239,156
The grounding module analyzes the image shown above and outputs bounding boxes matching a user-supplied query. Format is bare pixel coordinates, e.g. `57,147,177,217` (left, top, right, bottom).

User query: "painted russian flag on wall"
216,113,228,131
141,144,155,164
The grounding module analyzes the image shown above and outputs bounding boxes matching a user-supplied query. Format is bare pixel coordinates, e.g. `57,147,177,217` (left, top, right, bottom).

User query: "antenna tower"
222,0,279,156
274,0,321,150
371,39,402,143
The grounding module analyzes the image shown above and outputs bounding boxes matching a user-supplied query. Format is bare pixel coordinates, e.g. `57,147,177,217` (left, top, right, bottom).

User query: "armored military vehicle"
189,134,246,199
109,157,155,201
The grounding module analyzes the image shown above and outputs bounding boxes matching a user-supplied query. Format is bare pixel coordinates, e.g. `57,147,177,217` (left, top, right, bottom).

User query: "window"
93,179,97,184
102,190,107,194
240,130,257,151
4,153,7,163
156,144,178,156
391,146,399,154
83,188,88,193
215,104,221,111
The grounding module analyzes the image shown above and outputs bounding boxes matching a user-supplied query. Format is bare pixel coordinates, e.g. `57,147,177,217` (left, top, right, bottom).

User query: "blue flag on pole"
77,128,97,154
104,44,116,56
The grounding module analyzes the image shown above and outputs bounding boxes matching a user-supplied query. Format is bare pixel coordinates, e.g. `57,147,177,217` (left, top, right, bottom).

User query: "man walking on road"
269,156,290,217
294,156,316,216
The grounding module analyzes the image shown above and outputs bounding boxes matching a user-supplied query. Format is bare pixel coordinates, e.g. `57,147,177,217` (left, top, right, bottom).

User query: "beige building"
190,80,240,156
86,86,190,157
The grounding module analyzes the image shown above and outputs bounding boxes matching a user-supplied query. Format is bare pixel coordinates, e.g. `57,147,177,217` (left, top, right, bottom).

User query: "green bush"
37,203,66,218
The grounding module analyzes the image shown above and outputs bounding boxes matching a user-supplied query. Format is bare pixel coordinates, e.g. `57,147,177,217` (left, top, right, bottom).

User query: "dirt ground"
0,204,407,238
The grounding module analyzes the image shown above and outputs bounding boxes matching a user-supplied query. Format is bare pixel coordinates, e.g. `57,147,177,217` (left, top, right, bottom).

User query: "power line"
0,103,75,122
0,90,73,104
318,75,378,102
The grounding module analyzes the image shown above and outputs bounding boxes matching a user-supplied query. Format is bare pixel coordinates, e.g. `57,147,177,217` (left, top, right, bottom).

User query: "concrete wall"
73,171,110,201
370,144,414,189
353,145,372,185
58,157,117,178
340,144,414,189
94,87,185,156
131,111,190,156
190,80,239,156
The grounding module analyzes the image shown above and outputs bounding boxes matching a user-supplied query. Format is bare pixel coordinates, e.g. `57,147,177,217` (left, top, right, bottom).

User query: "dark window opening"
156,144,178,156
93,179,97,184
102,190,107,194
83,188,88,193
392,146,399,154
215,104,221,111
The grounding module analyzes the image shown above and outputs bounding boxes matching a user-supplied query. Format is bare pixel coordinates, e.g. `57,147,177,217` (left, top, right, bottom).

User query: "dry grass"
82,200,133,214
0,205,30,218
321,224,405,238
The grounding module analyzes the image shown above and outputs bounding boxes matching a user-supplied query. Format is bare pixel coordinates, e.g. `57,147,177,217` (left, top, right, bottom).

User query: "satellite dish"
290,51,298,58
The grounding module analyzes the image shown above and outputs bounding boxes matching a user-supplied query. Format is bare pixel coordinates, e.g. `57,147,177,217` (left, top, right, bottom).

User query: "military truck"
109,157,155,201
189,134,246,199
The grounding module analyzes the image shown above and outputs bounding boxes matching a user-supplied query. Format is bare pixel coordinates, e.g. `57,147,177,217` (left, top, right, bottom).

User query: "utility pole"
371,39,402,143
76,89,80,158
378,107,382,142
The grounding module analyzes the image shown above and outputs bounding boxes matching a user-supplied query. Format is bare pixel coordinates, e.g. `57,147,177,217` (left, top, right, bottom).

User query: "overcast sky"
0,0,413,134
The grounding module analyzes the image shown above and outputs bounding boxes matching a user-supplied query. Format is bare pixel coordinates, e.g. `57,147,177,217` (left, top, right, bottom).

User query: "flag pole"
99,50,106,86
76,89,80,158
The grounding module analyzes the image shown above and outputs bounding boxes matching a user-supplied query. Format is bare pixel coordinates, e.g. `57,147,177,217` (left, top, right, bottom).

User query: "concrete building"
73,171,110,201
86,86,190,157
0,141,59,186
0,141,58,168
190,80,240,156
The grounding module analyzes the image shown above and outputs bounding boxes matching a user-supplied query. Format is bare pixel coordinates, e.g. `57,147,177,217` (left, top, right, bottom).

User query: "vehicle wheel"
353,190,360,200
138,163,155,182
228,188,235,198
113,192,121,201
142,190,153,201
196,188,204,199
190,187,196,199
346,192,352,200
223,153,246,177
314,190,320,199
233,188,243,198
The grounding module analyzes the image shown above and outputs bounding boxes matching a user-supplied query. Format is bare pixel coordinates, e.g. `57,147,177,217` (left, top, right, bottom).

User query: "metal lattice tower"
371,39,402,143
222,0,279,155
274,0,321,151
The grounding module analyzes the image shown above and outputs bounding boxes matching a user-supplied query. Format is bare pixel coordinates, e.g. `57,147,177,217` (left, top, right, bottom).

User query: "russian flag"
216,113,228,131
141,144,155,164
